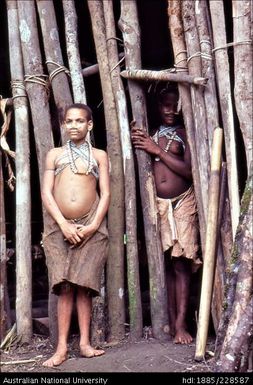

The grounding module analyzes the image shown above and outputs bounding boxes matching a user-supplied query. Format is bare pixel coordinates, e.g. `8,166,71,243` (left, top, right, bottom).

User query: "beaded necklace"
67,139,93,175
153,126,179,161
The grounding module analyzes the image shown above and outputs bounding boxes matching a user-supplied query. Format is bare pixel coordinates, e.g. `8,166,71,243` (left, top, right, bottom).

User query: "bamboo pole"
232,0,252,173
0,151,7,341
167,0,206,248
120,69,207,85
103,0,142,340
209,0,240,239
7,0,32,343
88,0,125,342
195,128,223,361
119,0,169,341
182,0,210,221
36,0,72,143
62,0,87,104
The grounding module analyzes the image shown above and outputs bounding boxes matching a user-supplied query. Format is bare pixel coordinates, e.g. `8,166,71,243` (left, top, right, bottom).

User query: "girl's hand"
131,128,161,156
59,221,82,245
76,223,98,240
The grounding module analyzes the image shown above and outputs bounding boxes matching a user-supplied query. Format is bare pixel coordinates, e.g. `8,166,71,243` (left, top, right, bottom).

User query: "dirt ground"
0,333,215,374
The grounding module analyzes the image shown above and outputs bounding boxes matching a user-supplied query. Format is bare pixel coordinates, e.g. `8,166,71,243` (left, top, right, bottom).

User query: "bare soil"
0,334,215,374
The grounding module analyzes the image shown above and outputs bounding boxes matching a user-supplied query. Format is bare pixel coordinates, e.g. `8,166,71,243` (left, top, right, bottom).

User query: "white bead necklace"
67,140,93,175
153,130,177,161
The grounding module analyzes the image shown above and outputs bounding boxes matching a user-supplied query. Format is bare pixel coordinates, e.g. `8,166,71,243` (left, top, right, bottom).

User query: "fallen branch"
0,355,43,365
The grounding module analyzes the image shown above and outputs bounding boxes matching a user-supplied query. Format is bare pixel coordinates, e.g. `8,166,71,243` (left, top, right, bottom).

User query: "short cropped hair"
64,103,93,121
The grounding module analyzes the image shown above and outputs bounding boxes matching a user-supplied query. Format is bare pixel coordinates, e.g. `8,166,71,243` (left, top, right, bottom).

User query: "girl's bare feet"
42,351,68,367
80,345,105,358
173,328,193,344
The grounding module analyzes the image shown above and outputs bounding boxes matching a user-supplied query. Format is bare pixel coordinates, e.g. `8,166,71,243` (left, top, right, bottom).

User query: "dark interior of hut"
0,0,247,338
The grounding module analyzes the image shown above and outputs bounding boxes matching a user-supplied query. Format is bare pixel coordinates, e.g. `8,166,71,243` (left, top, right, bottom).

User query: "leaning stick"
195,128,223,361
120,69,207,86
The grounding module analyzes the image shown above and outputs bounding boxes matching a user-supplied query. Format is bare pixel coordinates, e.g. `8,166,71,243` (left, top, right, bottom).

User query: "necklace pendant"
154,156,160,162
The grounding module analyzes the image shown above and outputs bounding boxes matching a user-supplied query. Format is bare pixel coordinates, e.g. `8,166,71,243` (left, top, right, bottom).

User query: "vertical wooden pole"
7,0,32,343
103,0,142,340
119,0,169,341
232,0,252,173
209,0,240,238
0,151,7,341
182,0,210,221
195,128,223,361
195,0,219,151
167,0,206,247
36,0,73,143
88,0,125,342
17,0,56,342
62,0,87,104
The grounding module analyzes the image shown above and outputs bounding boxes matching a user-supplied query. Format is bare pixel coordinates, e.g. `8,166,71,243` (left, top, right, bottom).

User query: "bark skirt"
43,196,108,296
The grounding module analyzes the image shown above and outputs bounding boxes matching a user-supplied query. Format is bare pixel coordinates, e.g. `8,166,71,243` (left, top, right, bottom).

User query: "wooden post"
194,0,219,152
167,0,206,248
36,0,73,143
216,169,253,371
232,0,252,173
62,0,87,104
7,0,32,343
182,0,210,222
195,0,230,331
103,0,142,340
17,0,55,342
119,0,169,341
17,0,54,180
0,151,7,341
209,0,240,239
91,271,106,346
88,0,125,342
195,128,223,361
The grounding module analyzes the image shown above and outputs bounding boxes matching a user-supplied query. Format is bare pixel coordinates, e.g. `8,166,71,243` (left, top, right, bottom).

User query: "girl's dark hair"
157,84,179,104
64,103,93,121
